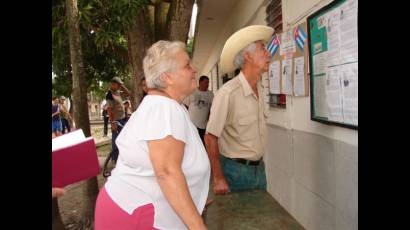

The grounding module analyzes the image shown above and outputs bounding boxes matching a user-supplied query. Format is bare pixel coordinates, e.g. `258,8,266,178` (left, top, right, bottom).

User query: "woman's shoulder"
138,95,185,115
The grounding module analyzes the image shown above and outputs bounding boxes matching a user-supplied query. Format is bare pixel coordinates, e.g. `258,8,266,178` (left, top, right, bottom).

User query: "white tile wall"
265,125,358,230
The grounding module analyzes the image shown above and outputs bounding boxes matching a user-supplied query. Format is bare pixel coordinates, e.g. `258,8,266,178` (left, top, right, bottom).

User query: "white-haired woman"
94,40,210,230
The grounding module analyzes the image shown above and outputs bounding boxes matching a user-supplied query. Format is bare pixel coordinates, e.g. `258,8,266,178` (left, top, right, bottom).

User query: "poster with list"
307,0,358,129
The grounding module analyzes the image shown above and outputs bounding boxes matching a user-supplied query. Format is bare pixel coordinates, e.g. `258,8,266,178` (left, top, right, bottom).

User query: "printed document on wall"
339,0,358,63
326,66,343,122
313,51,327,75
268,61,281,94
326,8,341,67
280,30,296,56
281,59,293,95
341,62,358,125
294,57,305,96
313,75,329,118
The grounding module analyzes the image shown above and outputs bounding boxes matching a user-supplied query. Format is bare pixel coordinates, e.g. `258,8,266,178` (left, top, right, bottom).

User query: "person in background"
123,100,132,121
105,77,130,163
94,40,210,230
101,99,109,137
59,96,72,134
52,96,63,137
183,75,213,144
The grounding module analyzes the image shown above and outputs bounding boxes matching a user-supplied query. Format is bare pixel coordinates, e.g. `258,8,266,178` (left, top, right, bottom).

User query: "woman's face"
167,50,197,97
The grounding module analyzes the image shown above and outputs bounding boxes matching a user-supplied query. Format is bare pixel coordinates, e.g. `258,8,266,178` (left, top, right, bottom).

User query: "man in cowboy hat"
106,76,130,162
204,25,273,195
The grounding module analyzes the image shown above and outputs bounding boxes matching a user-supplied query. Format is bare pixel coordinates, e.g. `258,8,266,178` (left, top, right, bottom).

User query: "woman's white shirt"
104,95,211,230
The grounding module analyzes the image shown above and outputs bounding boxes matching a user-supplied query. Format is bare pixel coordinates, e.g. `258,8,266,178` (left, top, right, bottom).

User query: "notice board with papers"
268,22,309,97
307,0,358,130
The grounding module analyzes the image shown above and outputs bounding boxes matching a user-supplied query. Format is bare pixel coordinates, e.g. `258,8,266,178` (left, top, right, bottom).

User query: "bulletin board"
307,0,358,130
268,22,309,97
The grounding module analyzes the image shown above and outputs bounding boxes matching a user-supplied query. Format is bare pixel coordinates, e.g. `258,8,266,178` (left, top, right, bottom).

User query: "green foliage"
52,0,145,97
187,36,194,58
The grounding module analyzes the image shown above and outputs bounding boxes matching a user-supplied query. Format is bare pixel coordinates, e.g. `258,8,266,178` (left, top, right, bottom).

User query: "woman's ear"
160,72,173,86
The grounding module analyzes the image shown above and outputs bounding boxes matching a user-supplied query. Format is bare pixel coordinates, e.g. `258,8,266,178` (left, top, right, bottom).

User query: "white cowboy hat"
219,25,274,74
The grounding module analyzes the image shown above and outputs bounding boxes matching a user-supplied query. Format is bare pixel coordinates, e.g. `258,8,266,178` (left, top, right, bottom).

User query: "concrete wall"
197,0,358,229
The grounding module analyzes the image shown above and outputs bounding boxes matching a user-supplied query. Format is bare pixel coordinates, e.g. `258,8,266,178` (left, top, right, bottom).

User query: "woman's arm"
148,135,207,230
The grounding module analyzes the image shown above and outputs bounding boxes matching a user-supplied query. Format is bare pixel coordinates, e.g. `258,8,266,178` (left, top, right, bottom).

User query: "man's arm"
119,84,130,98
52,106,60,117
204,133,229,195
105,91,117,131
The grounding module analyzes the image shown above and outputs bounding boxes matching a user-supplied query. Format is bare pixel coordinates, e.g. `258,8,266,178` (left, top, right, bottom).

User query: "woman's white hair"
143,40,186,89
233,42,257,69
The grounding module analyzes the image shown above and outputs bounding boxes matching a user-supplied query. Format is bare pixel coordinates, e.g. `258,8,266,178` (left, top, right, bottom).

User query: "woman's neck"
148,88,183,104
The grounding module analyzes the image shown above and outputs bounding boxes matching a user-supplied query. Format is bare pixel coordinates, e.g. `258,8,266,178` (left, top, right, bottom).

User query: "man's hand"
213,175,230,195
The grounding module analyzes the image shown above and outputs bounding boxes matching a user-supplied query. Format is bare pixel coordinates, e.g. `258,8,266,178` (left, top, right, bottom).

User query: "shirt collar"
238,71,262,98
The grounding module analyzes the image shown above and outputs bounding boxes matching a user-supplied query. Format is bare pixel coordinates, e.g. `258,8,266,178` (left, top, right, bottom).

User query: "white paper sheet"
294,57,305,96
282,59,293,95
326,8,341,66
325,66,343,122
339,0,358,63
268,61,281,94
280,30,296,56
52,129,86,151
341,62,358,125
313,51,327,75
313,75,329,118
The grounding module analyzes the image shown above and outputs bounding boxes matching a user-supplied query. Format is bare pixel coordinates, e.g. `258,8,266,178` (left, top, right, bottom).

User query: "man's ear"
243,51,253,63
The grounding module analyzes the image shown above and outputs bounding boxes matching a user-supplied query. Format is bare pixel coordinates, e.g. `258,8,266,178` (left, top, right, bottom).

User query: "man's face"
246,41,271,73
53,99,59,104
110,82,120,90
199,79,209,91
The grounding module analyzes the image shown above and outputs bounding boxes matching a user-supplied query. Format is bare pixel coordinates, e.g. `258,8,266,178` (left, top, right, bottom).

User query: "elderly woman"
94,40,210,230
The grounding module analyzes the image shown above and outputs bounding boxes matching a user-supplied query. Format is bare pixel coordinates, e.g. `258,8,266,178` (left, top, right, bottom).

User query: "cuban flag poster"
267,34,280,57
294,25,307,51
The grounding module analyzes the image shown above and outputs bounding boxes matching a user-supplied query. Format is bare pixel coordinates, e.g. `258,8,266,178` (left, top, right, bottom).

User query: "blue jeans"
220,155,267,191
110,118,127,162
52,119,62,133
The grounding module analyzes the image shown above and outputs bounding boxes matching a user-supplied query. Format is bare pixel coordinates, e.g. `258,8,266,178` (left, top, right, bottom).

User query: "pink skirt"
94,187,157,230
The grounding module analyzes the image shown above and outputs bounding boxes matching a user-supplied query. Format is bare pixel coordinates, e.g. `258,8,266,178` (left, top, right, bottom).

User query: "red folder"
52,131,100,187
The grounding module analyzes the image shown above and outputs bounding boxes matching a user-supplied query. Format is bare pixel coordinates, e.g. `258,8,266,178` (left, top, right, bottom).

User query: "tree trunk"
154,1,170,41
66,0,99,225
52,198,66,230
66,0,91,137
127,7,153,111
165,0,195,42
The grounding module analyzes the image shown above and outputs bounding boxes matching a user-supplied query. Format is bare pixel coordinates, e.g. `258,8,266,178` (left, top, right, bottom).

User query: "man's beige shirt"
206,72,266,161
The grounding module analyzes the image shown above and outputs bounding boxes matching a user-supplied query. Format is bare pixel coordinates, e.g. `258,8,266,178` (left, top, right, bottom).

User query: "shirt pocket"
237,115,257,142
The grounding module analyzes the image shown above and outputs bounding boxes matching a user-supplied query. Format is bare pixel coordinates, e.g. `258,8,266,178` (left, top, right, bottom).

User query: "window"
266,0,286,109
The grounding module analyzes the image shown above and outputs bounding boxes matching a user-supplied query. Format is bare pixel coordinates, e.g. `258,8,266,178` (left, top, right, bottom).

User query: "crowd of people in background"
51,96,72,138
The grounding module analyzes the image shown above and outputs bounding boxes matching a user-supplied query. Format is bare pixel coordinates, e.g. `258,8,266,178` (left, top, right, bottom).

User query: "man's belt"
226,157,263,166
